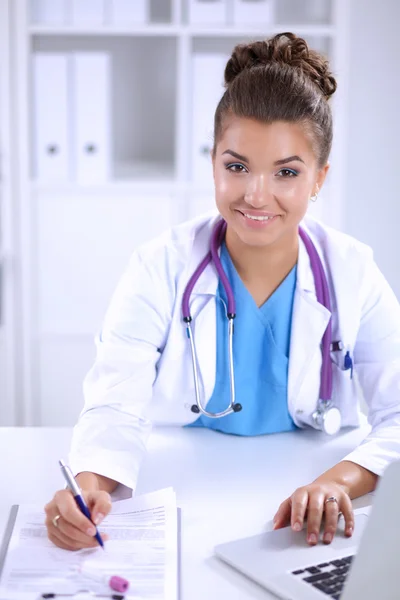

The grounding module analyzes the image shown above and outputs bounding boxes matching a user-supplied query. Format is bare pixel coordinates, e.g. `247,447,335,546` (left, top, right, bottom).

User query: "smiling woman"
211,33,334,296
44,33,400,555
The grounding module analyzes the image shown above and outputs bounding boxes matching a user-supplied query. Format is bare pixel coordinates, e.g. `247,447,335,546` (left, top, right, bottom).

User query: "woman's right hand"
44,489,112,550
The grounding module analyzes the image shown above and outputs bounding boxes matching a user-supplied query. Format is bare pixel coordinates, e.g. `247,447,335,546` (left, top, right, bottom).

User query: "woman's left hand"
272,481,354,546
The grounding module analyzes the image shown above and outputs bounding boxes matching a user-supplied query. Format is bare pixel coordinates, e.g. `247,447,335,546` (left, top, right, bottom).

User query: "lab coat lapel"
288,235,332,418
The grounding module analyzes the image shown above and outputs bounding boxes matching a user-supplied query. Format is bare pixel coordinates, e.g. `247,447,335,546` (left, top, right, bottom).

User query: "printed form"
0,488,178,600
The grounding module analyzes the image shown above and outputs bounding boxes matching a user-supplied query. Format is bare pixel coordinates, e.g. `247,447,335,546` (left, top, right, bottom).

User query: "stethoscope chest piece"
313,403,342,436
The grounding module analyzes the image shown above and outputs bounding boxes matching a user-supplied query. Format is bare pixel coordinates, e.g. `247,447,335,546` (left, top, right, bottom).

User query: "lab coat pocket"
331,357,360,427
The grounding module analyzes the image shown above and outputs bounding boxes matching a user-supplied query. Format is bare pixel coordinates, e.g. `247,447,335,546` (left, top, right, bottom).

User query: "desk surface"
0,424,373,599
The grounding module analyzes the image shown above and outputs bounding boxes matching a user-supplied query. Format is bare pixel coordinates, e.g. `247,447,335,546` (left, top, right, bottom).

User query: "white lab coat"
70,212,400,491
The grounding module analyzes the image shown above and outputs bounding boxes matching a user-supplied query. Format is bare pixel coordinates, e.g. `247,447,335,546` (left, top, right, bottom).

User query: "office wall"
345,0,400,297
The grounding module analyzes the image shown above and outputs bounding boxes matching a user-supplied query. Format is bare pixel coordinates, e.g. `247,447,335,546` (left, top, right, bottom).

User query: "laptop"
215,459,400,600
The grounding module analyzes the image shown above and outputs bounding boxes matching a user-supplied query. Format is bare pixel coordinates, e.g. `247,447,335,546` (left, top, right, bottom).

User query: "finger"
48,529,79,551
49,523,107,551
306,491,325,545
273,498,291,530
46,513,105,547
54,490,95,535
339,495,355,537
46,514,109,550
48,524,97,551
290,489,309,532
85,491,112,526
323,498,340,544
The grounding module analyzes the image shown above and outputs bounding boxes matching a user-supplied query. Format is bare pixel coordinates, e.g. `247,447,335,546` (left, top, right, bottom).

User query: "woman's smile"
235,209,281,229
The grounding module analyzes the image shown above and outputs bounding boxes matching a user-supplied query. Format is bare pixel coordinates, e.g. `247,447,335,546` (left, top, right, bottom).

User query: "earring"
310,184,320,203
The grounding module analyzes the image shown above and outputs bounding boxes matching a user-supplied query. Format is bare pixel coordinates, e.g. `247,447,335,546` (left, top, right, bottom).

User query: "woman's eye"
277,168,298,177
226,163,247,173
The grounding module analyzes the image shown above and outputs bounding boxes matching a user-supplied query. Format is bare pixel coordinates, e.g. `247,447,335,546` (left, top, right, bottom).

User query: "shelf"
32,180,178,195
29,24,336,37
31,161,177,193
114,160,176,181
29,24,180,37
190,25,336,37
31,180,178,195
30,178,216,195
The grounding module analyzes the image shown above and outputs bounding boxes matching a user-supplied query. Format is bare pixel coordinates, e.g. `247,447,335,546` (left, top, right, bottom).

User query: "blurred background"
0,0,398,427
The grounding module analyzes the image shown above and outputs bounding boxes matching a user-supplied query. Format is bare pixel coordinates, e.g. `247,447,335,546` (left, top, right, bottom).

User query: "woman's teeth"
243,213,274,221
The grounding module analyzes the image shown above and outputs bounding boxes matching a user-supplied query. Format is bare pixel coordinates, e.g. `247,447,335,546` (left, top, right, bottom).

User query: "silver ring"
52,514,61,528
325,496,338,506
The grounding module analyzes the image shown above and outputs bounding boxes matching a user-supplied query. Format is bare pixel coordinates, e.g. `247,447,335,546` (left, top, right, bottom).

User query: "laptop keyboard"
291,555,354,599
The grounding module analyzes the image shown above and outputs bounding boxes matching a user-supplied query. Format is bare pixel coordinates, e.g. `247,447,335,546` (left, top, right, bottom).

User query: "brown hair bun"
225,32,337,101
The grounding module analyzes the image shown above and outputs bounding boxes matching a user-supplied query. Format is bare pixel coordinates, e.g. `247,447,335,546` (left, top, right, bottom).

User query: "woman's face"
212,117,329,249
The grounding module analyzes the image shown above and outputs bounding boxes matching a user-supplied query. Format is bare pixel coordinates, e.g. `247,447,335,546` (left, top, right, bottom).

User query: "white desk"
0,425,374,599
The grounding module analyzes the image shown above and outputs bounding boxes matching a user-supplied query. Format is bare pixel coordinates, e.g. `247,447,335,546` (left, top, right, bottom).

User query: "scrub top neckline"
219,241,298,313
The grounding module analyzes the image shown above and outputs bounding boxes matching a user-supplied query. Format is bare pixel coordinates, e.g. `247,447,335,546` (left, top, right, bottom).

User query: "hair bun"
225,32,337,100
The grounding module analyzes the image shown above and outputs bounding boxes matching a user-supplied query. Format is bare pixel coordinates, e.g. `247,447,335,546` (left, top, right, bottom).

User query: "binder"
306,0,331,23
188,0,227,25
71,0,106,25
232,0,273,25
72,53,111,183
191,53,228,184
32,53,71,181
110,0,149,24
30,0,67,24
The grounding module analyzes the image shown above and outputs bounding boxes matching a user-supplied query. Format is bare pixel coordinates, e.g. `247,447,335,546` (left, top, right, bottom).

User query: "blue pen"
58,459,105,549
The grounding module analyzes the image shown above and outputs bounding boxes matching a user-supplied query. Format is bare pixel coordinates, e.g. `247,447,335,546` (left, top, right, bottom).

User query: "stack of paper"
0,488,179,599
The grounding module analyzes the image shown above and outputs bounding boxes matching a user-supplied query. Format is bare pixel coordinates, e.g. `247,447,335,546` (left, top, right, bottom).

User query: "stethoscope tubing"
182,218,335,425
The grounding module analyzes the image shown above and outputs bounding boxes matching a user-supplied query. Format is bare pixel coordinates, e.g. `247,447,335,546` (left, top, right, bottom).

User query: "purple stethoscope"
182,219,342,435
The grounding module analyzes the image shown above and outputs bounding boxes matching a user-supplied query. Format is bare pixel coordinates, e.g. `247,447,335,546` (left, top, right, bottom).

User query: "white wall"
345,0,400,297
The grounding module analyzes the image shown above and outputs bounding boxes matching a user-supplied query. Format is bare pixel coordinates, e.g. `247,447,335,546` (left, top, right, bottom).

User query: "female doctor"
45,33,400,551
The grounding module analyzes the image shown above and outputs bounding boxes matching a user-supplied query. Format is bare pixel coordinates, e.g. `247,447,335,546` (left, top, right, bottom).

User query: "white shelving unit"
0,0,18,425
4,0,349,425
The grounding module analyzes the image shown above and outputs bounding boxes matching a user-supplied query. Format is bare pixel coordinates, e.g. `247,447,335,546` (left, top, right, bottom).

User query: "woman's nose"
244,174,273,207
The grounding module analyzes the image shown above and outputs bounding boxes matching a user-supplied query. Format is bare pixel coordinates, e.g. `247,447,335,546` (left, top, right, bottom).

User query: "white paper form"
0,488,178,600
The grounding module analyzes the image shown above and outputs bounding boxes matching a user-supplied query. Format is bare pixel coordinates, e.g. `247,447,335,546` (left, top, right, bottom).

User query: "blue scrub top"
188,242,298,435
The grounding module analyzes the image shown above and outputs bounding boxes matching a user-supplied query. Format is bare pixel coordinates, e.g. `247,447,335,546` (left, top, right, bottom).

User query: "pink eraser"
109,575,130,593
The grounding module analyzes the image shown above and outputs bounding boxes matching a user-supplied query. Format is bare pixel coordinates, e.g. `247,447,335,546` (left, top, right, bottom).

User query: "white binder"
232,0,273,25
72,53,111,183
30,0,67,24
188,0,227,25
71,0,106,25
32,53,70,181
110,0,149,24
191,53,228,184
